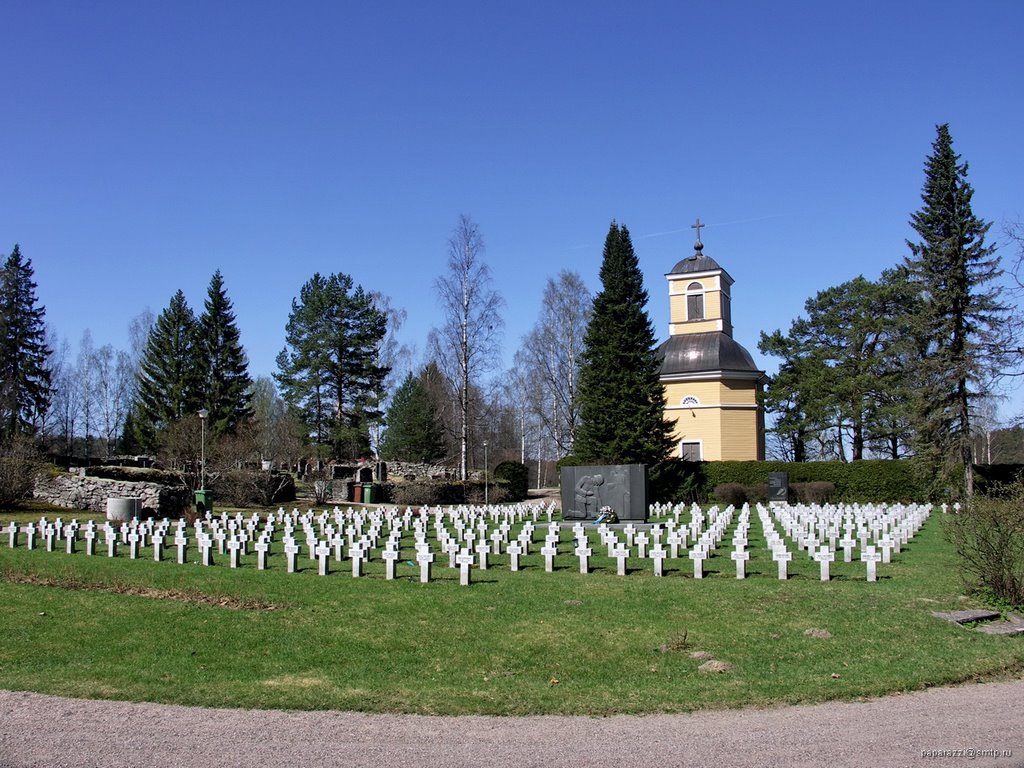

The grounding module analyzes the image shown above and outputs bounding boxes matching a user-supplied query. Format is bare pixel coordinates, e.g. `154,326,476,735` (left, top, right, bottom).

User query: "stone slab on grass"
975,622,1024,637
931,609,1001,624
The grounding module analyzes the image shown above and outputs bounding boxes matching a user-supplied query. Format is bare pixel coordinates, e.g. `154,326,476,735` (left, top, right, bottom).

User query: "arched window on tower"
686,281,704,321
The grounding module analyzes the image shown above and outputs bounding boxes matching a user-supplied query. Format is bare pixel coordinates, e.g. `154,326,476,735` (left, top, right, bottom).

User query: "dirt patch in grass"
0,570,283,611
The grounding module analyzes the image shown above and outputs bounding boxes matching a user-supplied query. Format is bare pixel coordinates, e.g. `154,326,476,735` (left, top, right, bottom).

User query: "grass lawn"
0,501,1021,715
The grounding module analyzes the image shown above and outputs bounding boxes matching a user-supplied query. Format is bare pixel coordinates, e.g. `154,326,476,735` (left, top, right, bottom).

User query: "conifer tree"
574,222,674,465
275,272,389,460
904,124,1010,495
133,290,201,451
379,371,447,463
195,270,252,437
0,244,51,441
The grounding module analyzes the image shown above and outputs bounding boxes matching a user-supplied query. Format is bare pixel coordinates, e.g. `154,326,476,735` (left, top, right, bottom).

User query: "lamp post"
483,440,489,505
198,409,209,492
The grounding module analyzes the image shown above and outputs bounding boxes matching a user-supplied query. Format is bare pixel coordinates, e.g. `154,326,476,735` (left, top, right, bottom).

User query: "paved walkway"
1,681,1022,767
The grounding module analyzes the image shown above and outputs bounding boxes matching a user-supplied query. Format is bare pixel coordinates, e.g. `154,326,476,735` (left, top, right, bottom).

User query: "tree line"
1,123,1019,497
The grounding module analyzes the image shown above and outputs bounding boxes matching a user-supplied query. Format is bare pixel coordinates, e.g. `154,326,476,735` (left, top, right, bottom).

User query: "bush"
212,470,296,506
946,485,1024,608
712,483,747,506
493,461,528,501
0,439,42,506
792,481,835,504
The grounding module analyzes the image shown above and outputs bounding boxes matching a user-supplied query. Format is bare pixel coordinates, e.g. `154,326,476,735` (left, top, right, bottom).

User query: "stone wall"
34,472,192,518
385,461,481,482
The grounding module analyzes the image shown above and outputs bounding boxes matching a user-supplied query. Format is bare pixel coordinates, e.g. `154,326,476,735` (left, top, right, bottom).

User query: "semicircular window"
681,395,700,407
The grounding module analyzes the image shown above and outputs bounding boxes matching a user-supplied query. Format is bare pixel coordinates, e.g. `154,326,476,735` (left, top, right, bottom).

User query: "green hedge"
647,458,933,503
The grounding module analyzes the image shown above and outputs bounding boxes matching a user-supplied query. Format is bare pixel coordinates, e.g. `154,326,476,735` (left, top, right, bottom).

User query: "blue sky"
4,2,1023,416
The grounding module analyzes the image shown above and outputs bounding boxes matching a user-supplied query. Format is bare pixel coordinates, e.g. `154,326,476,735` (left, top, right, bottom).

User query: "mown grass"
0,502,1021,715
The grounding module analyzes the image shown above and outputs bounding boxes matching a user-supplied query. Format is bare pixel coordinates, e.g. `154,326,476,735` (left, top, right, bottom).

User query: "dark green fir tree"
904,124,1010,496
133,290,201,451
195,270,253,437
0,244,51,441
379,371,447,463
574,222,674,465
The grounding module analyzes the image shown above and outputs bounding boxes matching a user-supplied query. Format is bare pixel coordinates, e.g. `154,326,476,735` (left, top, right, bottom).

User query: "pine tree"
574,222,674,465
195,270,253,438
275,272,389,460
133,290,201,451
379,371,447,463
904,124,1010,496
0,244,51,441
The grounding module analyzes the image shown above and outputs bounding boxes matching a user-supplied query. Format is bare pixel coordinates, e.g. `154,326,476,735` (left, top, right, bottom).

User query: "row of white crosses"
4,500,930,585
760,502,932,582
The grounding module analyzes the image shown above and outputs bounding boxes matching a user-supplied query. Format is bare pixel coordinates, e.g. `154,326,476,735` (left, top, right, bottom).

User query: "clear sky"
4,2,1023,415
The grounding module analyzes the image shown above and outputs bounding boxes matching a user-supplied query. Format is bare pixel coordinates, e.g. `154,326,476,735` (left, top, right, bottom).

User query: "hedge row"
647,458,940,504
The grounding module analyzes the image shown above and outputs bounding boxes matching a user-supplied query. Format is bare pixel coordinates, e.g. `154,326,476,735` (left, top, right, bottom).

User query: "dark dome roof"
658,332,761,377
668,252,725,276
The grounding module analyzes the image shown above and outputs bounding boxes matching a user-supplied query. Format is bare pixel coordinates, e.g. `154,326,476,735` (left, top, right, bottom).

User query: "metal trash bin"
194,489,213,515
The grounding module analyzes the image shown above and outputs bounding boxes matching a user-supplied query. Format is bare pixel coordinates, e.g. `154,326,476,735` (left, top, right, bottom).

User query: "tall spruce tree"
379,371,446,463
0,244,51,441
904,124,1010,496
574,222,674,465
275,272,389,460
133,290,201,451
195,270,252,437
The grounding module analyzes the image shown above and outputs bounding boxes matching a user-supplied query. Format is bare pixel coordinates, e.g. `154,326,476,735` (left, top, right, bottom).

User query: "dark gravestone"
560,464,648,522
768,472,788,503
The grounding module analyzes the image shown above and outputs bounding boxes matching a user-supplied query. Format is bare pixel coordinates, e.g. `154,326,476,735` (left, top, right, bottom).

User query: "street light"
198,409,209,492
483,440,489,506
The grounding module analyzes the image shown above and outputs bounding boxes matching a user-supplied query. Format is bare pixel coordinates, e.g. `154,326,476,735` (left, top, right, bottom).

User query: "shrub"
493,461,528,500
713,483,747,506
212,470,296,506
946,486,1024,608
792,481,835,504
0,439,42,506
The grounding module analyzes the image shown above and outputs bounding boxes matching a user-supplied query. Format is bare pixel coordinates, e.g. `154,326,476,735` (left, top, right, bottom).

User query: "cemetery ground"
0,500,1021,717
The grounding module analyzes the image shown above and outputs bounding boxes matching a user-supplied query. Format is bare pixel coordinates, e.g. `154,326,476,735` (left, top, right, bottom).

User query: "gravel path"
2,681,1022,768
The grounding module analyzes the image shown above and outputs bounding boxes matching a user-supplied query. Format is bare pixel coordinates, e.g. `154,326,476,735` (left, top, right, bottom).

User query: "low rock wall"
34,472,191,518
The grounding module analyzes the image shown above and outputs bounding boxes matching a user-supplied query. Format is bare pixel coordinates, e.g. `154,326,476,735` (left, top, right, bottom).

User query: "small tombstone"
506,541,523,572
24,525,37,550
316,543,331,576
541,544,558,573
44,527,56,552
152,534,165,562
476,542,491,570
200,537,215,567
635,532,649,559
255,540,270,571
878,537,893,564
773,548,792,580
613,545,629,576
456,549,474,586
6,522,18,549
861,546,881,582
382,548,399,580
417,550,434,583
175,534,188,565
689,548,704,579
731,549,749,579
575,544,592,574
284,541,301,573
350,546,363,577
127,531,141,559
814,546,835,582
84,528,97,556
107,535,118,558
839,537,856,563
227,539,242,569
65,529,76,555
651,546,667,577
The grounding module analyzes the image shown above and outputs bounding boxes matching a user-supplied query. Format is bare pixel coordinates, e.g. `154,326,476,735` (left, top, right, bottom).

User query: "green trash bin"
362,483,375,504
195,489,213,515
